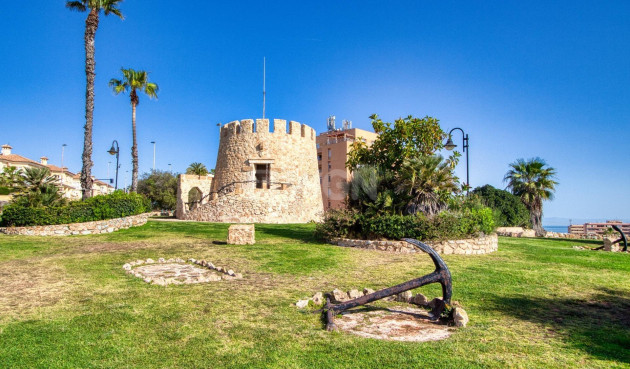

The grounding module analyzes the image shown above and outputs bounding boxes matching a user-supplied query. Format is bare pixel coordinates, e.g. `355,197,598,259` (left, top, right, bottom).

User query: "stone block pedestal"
228,224,255,245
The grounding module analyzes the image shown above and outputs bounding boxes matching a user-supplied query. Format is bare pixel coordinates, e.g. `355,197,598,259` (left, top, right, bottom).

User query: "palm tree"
15,167,65,207
504,157,558,236
394,155,460,216
186,162,209,176
0,166,23,189
109,68,159,192
66,0,124,200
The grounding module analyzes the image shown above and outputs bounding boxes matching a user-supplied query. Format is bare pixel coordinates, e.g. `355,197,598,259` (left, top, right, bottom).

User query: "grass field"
1,220,629,368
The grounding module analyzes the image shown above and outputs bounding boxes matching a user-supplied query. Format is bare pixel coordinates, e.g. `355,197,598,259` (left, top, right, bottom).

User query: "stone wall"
496,227,536,238
0,213,148,236
332,234,498,255
179,118,324,223
496,226,605,240
176,174,214,218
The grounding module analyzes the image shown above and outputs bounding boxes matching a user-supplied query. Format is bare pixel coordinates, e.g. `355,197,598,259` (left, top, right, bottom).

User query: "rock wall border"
0,213,149,236
332,234,498,255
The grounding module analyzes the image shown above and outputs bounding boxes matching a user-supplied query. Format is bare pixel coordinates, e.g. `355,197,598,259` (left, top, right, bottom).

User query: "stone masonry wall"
179,119,324,223
333,234,498,255
496,226,605,240
176,174,214,217
0,213,148,236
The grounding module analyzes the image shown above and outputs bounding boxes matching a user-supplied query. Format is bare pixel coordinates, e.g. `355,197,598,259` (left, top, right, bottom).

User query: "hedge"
315,207,495,241
0,187,17,196
0,191,150,227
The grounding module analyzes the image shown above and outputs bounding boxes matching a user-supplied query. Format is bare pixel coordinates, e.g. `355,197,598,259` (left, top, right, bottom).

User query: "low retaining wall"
0,213,149,236
496,226,604,240
332,234,498,255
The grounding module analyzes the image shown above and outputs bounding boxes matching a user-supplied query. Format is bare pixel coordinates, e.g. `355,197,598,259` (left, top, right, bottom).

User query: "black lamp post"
444,128,469,192
107,140,120,190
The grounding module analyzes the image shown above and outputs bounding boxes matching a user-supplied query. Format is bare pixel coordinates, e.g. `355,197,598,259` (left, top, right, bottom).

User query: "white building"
0,144,113,201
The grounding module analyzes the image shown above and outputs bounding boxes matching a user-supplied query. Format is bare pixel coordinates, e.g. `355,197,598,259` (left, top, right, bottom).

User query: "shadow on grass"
492,288,630,363
255,224,321,244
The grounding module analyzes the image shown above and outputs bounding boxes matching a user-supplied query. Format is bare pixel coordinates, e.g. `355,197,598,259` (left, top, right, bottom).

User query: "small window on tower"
255,164,270,189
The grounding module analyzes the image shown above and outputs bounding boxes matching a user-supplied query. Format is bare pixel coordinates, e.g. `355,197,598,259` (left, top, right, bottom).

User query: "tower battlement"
221,119,315,140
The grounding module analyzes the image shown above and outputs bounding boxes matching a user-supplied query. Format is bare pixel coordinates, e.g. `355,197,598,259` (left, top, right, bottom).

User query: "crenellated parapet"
221,119,316,140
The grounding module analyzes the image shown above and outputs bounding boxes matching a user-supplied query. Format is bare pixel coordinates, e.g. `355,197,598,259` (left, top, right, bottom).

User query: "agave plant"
348,166,404,216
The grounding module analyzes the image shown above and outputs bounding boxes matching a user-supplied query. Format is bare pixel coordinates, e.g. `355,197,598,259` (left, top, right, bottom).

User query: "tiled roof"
0,154,42,165
47,164,67,172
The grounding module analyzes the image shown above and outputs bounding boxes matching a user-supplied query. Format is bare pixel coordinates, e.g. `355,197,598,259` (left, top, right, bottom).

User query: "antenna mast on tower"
263,57,266,119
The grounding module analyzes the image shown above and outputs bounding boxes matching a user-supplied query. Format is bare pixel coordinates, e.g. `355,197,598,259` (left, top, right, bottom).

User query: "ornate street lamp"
107,140,120,190
444,128,469,192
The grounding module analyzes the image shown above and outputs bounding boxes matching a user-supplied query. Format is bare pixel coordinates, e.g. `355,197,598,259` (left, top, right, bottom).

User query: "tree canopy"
471,184,531,228
137,170,177,210
346,114,454,171
186,163,209,176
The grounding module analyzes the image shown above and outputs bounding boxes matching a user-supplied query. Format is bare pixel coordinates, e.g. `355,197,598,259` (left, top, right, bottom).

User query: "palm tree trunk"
80,9,99,200
531,210,544,237
131,101,138,192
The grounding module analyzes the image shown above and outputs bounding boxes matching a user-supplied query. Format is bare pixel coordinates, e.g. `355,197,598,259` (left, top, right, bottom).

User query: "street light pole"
107,140,120,190
444,127,470,193
150,141,156,171
60,143,67,185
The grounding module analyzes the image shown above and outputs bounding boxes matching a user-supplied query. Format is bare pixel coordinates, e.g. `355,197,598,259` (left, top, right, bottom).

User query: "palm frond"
66,1,87,11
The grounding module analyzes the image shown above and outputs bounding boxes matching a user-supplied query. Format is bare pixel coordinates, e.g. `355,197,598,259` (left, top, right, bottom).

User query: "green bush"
316,206,495,241
0,191,150,227
471,185,531,227
0,187,15,195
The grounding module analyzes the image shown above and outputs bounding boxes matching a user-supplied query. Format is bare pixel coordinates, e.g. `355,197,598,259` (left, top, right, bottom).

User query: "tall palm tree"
394,155,460,216
109,68,159,192
504,157,558,236
186,162,209,176
66,0,124,200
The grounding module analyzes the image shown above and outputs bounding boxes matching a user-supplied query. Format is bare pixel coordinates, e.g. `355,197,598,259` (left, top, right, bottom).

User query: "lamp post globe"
107,140,120,190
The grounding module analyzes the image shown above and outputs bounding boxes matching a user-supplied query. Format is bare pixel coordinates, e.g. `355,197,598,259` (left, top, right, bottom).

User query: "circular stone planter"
123,257,243,286
331,234,498,255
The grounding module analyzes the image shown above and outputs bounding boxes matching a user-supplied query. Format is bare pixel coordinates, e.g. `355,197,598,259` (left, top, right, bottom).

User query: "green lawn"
1,220,629,368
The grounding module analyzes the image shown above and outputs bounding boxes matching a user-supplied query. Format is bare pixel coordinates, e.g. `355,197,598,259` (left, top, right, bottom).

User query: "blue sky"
0,1,628,221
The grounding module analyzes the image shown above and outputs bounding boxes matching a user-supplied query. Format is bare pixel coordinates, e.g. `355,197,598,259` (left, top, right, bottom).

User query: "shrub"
0,191,150,227
472,185,531,227
316,206,495,241
314,209,359,239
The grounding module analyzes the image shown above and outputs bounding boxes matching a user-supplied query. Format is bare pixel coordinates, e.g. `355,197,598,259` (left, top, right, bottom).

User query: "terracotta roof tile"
0,154,41,165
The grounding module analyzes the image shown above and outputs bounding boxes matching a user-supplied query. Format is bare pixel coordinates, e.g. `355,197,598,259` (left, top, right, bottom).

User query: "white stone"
453,307,469,327
296,299,310,308
312,292,324,305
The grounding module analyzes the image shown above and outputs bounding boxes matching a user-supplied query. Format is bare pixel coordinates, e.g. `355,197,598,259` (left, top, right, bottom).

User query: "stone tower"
177,118,324,223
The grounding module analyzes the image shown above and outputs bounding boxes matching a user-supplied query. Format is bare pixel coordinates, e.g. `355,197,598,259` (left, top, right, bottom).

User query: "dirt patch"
0,259,72,321
335,305,453,342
